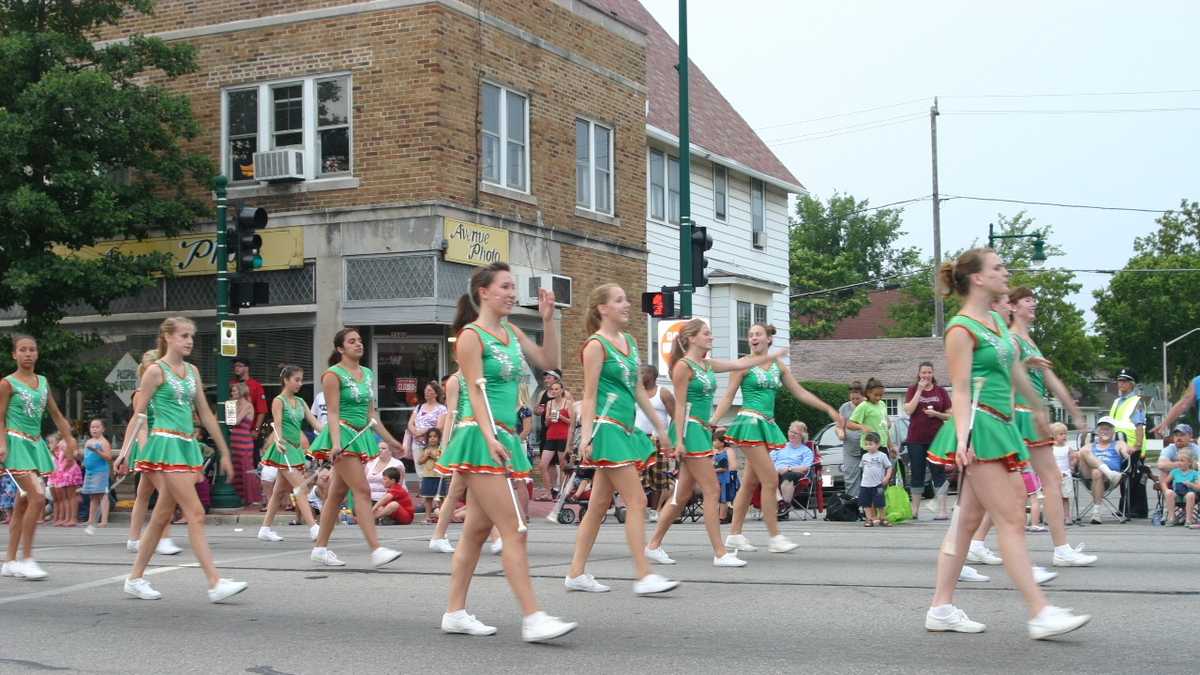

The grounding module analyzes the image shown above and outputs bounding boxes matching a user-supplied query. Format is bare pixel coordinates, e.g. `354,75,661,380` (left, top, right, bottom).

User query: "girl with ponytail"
256,365,322,544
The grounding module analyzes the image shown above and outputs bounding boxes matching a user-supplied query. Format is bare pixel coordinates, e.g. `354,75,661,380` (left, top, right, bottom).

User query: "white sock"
929,604,955,619
312,546,326,554
1054,544,1073,555
446,609,468,619
969,539,985,550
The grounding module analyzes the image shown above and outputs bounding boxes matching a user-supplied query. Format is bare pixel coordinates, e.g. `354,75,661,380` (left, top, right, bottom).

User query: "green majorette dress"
1014,334,1052,450
436,323,532,478
667,358,718,458
929,312,1028,470
309,365,378,464
125,388,153,467
262,395,309,469
581,333,656,470
136,362,203,473
3,374,54,475
724,362,787,450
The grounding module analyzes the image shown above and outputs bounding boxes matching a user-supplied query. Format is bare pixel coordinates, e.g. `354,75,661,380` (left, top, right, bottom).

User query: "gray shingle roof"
789,338,947,388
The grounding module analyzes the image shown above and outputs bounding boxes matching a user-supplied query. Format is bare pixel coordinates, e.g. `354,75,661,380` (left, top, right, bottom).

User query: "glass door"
372,338,443,457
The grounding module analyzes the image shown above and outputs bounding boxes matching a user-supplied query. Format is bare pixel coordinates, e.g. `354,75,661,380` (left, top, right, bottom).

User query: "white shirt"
1052,443,1075,476
635,386,668,435
311,391,328,427
365,456,403,501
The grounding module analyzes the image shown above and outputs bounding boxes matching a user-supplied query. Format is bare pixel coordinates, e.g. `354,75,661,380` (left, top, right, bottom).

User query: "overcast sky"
641,0,1199,328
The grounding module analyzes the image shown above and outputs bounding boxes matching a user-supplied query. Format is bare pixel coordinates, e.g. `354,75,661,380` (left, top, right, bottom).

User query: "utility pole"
676,0,694,317
210,176,242,510
930,97,944,337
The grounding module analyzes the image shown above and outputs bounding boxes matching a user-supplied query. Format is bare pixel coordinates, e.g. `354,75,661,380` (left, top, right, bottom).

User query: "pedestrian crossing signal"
641,290,674,319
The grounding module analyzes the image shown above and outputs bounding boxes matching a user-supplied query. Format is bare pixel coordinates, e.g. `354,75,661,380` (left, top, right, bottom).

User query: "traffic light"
230,279,270,314
641,289,675,319
235,206,267,273
690,225,714,288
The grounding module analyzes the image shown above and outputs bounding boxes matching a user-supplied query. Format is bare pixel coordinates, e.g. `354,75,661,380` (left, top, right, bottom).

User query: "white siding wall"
644,144,794,395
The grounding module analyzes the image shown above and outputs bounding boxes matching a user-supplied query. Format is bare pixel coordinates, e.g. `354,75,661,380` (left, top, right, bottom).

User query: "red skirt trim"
135,460,201,473
434,462,530,479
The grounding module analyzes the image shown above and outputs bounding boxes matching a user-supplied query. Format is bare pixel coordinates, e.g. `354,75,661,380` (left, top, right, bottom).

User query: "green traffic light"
252,255,263,269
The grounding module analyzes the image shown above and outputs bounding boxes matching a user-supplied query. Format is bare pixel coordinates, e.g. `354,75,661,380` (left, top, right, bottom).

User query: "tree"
0,1,212,396
1094,199,1200,404
887,213,1097,390
788,193,920,339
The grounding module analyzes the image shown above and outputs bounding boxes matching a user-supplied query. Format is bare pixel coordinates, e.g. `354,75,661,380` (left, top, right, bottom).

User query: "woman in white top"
634,365,674,519
365,443,404,502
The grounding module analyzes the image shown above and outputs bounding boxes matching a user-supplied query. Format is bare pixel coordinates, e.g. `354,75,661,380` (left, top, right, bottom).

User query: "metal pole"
930,97,943,337
677,0,693,318
210,176,242,509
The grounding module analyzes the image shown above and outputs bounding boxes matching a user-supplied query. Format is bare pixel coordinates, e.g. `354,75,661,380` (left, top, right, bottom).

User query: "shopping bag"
884,470,912,523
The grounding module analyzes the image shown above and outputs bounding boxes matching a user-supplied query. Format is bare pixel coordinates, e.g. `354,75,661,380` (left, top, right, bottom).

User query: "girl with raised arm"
644,319,780,567
435,262,577,642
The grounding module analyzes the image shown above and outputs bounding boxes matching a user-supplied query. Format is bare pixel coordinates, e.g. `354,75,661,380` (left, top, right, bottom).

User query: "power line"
765,113,927,146
789,268,928,299
755,97,928,131
944,106,1200,115
942,88,1200,100
943,194,1171,214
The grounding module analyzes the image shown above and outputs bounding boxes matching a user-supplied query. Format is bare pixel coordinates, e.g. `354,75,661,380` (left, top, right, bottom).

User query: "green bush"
775,381,848,436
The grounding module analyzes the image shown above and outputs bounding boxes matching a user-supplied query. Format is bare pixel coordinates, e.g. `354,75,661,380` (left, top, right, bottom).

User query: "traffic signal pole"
677,0,694,318
211,176,242,509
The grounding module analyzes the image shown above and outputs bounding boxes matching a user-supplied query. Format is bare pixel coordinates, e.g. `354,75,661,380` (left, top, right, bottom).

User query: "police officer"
1109,368,1148,517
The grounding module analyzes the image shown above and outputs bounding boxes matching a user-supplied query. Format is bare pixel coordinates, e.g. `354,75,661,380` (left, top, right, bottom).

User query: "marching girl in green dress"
121,350,184,558
436,262,577,643
308,328,405,569
923,250,1089,640
257,365,322,544
117,317,248,603
0,335,78,581
564,283,678,596
714,323,842,555
645,319,780,568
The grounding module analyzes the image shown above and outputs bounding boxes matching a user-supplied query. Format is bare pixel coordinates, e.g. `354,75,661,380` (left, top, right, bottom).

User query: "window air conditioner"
520,274,573,309
752,230,767,249
252,149,305,182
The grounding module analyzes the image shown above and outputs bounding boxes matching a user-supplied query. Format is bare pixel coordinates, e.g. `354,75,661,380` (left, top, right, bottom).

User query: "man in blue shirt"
1077,417,1132,523
1157,422,1200,493
770,421,814,505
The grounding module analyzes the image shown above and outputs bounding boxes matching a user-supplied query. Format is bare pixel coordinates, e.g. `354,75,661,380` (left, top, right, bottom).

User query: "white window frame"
575,118,614,215
646,148,680,224
750,177,765,248
481,81,530,194
219,72,353,183
885,398,900,417
713,163,727,222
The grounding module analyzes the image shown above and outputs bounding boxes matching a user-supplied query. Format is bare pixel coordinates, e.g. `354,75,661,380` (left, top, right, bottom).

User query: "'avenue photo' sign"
444,218,509,267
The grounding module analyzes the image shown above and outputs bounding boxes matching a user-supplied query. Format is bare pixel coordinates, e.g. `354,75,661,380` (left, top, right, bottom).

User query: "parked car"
813,416,912,494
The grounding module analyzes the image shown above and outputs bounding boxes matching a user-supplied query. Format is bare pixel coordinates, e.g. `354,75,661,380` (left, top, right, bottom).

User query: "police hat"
1115,368,1136,382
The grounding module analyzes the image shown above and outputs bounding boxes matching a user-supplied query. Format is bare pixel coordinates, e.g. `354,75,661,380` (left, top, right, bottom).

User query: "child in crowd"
0,473,16,525
1023,467,1045,532
48,433,82,527
566,468,595,503
81,419,113,535
1050,422,1076,526
418,428,446,524
308,465,333,516
859,432,893,527
848,378,893,456
713,434,739,523
372,466,414,525
1167,447,1199,529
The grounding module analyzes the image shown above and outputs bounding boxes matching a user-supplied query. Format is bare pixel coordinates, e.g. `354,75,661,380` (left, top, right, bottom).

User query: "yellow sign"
220,320,238,357
444,218,508,267
54,227,304,277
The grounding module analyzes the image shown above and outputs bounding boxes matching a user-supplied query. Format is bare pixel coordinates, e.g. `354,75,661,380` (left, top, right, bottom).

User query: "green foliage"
775,381,848,438
1094,200,1200,399
887,213,1097,391
0,1,213,394
788,193,920,339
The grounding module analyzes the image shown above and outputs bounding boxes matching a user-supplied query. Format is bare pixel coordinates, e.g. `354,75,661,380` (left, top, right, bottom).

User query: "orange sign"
657,317,709,368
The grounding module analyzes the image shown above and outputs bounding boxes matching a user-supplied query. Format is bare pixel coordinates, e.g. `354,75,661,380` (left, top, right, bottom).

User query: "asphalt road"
0,514,1195,674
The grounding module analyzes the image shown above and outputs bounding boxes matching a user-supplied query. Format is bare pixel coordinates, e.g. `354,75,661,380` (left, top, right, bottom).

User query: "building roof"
588,0,803,191
789,337,947,389
827,288,902,339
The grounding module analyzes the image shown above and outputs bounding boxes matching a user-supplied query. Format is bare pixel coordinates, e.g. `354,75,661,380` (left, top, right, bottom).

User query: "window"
575,119,613,214
713,164,727,221
648,149,680,224
754,303,768,327
482,83,528,192
751,178,765,247
222,74,353,182
737,301,752,357
885,398,899,417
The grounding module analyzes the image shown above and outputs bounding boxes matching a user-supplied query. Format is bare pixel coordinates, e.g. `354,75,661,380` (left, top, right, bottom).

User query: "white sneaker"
442,610,497,636
156,538,182,556
309,524,320,541
310,547,346,566
925,605,986,633
19,559,47,580
490,539,503,555
713,552,747,567
725,534,758,552
1,561,25,578
522,611,578,643
370,547,403,568
564,573,611,593
767,534,799,553
966,544,1002,565
633,573,679,595
958,565,991,582
1052,547,1098,567
1033,565,1058,585
1028,605,1091,640
85,525,96,536
126,540,139,553
647,509,658,523
207,578,248,603
257,527,283,542
124,576,162,600
644,546,675,565
429,538,456,554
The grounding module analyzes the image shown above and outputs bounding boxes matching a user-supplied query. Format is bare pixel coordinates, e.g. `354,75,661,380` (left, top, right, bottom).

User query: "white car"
813,417,911,493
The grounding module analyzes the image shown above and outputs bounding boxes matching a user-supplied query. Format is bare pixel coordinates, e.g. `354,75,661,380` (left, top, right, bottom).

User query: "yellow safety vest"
1109,394,1142,450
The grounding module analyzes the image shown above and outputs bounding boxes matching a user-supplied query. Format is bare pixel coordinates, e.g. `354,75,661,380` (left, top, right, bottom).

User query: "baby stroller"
549,462,608,525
